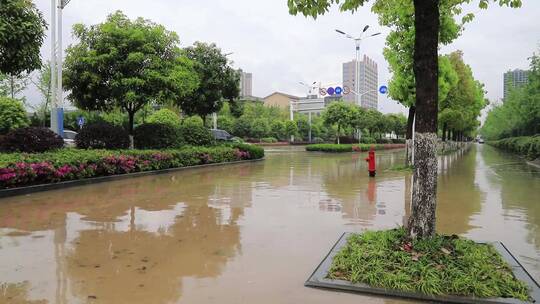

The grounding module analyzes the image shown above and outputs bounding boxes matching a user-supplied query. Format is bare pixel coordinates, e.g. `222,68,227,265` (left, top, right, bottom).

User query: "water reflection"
0,145,538,303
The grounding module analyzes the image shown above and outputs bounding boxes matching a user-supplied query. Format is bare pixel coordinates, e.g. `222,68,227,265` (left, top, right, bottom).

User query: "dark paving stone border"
0,158,264,199
305,232,540,304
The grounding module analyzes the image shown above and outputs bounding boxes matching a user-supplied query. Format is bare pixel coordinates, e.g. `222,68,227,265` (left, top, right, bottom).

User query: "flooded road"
0,145,538,304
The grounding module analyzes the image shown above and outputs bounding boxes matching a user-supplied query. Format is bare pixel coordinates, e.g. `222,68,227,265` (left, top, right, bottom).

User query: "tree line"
481,48,540,140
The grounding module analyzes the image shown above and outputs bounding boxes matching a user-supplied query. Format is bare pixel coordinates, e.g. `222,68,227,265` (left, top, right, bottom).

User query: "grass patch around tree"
328,228,531,301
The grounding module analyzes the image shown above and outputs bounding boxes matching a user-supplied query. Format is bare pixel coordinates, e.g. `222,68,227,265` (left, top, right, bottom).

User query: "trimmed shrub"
134,123,182,149
179,124,214,146
0,145,264,188
75,122,130,150
306,143,405,153
392,138,406,144
360,137,376,144
488,136,540,160
0,127,63,153
0,97,29,134
183,115,204,127
377,138,392,144
147,109,181,127
261,137,278,143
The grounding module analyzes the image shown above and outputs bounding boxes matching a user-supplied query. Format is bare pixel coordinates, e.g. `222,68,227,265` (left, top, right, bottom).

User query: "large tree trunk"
407,0,440,239
405,106,416,166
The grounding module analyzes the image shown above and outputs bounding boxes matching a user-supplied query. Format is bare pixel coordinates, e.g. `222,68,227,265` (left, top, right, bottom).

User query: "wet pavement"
0,145,538,304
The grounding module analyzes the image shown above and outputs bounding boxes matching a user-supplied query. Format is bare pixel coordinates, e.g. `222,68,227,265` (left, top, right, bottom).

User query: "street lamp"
335,26,380,107
50,0,72,137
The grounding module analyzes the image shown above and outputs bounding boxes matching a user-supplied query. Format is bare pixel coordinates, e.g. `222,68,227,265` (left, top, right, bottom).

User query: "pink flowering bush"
0,144,263,189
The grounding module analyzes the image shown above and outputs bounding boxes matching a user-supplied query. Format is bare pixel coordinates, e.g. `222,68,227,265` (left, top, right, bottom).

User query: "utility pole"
50,0,57,135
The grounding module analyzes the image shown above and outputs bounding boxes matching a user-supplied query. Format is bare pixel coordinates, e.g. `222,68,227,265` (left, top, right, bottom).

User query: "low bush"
392,138,406,144
0,127,64,153
179,124,214,146
0,145,264,188
360,137,376,144
306,143,405,153
76,122,130,150
134,123,182,149
147,109,181,127
337,136,356,144
261,137,278,143
488,136,540,160
0,97,29,134
312,137,325,143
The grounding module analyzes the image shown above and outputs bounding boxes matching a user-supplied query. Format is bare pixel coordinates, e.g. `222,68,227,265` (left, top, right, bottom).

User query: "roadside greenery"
0,144,263,189
329,228,530,301
0,97,29,134
488,136,540,160
481,49,540,140
305,143,404,153
63,11,199,135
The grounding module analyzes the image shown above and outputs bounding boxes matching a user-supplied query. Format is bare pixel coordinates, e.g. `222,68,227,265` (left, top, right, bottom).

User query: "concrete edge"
305,232,539,304
0,158,264,199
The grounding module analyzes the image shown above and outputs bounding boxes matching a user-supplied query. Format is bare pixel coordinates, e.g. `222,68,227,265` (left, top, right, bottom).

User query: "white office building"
342,55,378,110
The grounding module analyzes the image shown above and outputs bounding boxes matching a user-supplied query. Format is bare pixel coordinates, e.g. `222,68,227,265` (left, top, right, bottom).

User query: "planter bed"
306,230,539,303
0,144,264,193
306,143,405,152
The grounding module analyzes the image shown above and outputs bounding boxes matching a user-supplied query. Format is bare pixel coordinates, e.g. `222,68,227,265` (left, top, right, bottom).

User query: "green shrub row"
0,144,264,189
305,143,405,153
487,135,540,160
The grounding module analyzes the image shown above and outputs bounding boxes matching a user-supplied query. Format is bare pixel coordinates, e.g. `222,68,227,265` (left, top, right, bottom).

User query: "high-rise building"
238,69,253,98
342,55,378,110
503,69,529,100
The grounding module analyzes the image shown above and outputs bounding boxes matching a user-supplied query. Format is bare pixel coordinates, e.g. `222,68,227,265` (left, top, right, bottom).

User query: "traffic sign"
334,86,343,95
327,87,335,95
379,85,388,94
77,115,85,128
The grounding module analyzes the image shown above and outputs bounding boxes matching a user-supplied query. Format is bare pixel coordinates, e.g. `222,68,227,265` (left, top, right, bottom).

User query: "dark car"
211,129,233,141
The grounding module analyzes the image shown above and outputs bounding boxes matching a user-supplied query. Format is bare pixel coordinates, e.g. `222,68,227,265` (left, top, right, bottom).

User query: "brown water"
0,145,538,304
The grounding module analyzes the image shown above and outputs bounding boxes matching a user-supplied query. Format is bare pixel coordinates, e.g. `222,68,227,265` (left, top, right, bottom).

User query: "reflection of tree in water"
481,146,540,245
436,147,482,235
66,204,242,304
0,281,47,304
0,164,255,304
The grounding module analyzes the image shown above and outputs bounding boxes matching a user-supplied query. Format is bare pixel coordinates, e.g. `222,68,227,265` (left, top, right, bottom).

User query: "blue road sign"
77,115,85,127
334,86,343,95
327,87,335,95
379,85,388,94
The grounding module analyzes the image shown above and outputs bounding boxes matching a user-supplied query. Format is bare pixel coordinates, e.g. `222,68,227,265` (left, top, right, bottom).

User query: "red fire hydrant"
365,146,376,177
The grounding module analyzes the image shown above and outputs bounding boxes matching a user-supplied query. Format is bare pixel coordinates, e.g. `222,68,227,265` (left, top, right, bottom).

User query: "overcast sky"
28,0,540,115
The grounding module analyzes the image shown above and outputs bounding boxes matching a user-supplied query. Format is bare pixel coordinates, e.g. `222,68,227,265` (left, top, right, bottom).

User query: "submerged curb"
0,158,264,199
305,232,540,304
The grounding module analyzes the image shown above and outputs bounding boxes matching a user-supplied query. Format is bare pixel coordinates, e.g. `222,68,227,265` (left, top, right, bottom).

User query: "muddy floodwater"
0,145,539,304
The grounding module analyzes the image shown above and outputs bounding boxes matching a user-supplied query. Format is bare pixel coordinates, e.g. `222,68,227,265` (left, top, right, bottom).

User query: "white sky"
27,0,540,115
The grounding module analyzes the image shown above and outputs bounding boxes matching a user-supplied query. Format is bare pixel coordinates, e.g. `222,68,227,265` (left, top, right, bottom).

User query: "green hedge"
306,143,405,152
0,144,264,189
487,135,540,160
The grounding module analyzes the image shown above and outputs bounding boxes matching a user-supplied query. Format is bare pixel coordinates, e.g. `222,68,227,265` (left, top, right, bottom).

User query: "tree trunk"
128,110,135,149
337,124,341,144
407,0,440,239
442,123,447,142
405,106,416,166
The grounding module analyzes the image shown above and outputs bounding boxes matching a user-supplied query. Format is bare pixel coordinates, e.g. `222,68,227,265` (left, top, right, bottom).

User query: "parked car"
478,138,485,144
63,130,77,147
211,129,233,141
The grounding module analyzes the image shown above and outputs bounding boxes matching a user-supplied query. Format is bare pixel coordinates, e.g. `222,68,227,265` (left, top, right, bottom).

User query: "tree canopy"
63,11,199,134
0,0,47,76
179,42,239,119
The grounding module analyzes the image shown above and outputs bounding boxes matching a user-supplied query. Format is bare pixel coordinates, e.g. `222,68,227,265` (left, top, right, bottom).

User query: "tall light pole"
50,0,71,137
336,27,380,108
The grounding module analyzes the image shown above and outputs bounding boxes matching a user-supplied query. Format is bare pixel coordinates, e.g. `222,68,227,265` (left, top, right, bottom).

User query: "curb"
0,158,264,199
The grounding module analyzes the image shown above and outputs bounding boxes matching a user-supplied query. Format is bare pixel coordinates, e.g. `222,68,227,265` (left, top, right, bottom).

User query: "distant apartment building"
342,55,378,110
238,69,253,98
503,69,529,100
